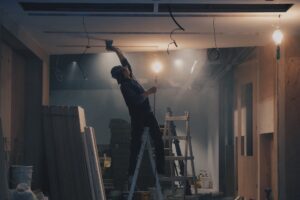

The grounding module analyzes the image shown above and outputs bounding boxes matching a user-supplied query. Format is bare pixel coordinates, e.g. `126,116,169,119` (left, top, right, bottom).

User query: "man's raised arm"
106,40,133,77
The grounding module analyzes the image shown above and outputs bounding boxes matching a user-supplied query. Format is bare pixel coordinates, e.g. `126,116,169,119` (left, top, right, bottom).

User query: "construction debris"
43,106,106,200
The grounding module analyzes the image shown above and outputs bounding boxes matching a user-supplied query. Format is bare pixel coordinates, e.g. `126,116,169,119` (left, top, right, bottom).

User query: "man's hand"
143,87,157,97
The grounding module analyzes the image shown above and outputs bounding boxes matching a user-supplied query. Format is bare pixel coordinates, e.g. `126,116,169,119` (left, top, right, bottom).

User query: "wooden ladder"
161,110,198,197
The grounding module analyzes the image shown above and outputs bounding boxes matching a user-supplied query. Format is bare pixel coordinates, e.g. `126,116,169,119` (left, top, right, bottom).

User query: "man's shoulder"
120,80,133,88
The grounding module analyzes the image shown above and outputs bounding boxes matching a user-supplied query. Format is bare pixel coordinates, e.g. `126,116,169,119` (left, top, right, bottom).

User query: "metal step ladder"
162,110,198,196
127,127,164,200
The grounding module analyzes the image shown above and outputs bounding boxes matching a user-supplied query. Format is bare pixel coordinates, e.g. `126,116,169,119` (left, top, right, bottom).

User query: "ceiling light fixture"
272,29,283,45
152,61,163,74
208,17,220,61
272,15,283,60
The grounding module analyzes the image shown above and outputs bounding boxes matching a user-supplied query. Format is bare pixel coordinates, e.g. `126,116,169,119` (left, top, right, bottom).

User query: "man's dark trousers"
128,111,165,176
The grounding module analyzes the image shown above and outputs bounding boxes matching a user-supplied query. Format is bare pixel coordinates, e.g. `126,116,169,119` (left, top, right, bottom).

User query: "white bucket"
10,165,33,189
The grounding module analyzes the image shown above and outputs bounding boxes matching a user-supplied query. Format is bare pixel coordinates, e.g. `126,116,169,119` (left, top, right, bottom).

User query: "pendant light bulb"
272,29,283,45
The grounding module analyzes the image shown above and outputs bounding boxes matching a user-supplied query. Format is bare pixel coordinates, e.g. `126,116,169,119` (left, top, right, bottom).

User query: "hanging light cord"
77,16,90,79
167,6,185,54
213,17,218,49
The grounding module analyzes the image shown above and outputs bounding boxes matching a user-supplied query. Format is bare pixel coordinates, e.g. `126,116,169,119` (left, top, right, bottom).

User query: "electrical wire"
78,16,90,79
213,17,218,49
167,27,181,54
54,55,64,82
167,5,185,54
82,16,91,48
168,6,185,31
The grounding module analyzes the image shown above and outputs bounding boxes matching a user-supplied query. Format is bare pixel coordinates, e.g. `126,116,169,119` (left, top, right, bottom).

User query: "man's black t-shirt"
120,78,151,116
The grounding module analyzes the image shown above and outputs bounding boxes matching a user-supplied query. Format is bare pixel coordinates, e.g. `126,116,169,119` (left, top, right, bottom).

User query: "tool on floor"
162,109,198,197
127,127,164,200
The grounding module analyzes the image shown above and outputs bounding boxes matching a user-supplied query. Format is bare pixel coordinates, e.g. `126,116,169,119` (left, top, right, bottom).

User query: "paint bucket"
10,165,33,189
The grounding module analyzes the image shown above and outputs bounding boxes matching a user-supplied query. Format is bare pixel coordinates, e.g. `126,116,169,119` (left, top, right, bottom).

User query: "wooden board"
43,106,105,200
0,118,9,200
83,127,106,200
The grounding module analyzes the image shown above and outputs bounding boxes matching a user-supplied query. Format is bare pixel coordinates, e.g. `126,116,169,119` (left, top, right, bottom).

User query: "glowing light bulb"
272,29,283,45
152,61,162,74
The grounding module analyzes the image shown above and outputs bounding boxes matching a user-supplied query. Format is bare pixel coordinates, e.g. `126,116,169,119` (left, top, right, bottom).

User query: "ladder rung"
165,156,194,160
165,115,189,121
163,136,188,140
160,176,196,182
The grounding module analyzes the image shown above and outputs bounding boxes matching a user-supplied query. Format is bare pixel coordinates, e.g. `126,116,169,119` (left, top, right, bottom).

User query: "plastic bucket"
10,165,33,189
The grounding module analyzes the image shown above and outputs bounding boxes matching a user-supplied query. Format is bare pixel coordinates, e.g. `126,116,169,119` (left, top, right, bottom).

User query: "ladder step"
165,115,189,121
165,156,194,160
163,136,188,140
159,176,196,182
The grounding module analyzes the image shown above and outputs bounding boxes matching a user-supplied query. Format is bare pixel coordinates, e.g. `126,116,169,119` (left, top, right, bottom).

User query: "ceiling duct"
158,3,293,13
19,2,293,13
19,2,154,12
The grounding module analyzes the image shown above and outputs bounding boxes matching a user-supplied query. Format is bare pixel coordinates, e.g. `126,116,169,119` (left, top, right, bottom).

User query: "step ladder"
128,127,164,200
162,110,198,196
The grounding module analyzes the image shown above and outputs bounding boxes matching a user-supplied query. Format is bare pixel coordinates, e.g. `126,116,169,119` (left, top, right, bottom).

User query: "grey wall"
50,50,219,190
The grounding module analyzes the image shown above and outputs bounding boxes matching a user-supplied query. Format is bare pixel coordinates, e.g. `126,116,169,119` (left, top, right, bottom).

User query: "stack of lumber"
0,118,9,200
43,106,106,200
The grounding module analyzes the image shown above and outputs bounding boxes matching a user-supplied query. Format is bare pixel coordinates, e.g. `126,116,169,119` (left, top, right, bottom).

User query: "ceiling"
1,0,300,54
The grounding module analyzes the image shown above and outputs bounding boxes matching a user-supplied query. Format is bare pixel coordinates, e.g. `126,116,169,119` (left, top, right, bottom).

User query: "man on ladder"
107,41,165,188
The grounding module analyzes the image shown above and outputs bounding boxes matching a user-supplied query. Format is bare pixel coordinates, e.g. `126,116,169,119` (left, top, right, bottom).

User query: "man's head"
111,65,130,84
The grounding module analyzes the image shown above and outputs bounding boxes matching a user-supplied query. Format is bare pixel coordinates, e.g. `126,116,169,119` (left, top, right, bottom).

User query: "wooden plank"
163,136,188,140
165,115,189,121
0,118,9,200
43,106,96,200
84,127,106,200
11,50,26,164
43,107,61,200
160,176,196,182
165,156,194,161
69,106,93,200
23,58,44,189
0,43,12,156
51,106,72,200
